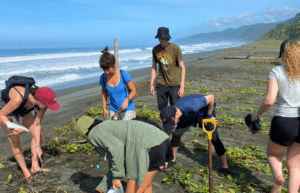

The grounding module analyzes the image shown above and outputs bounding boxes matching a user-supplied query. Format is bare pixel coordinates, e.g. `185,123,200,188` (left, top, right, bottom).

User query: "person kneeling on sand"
0,84,60,182
75,116,173,193
160,94,231,175
250,39,300,193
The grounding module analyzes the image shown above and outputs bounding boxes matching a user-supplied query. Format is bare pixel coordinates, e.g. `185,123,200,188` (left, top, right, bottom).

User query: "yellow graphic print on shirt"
157,52,173,71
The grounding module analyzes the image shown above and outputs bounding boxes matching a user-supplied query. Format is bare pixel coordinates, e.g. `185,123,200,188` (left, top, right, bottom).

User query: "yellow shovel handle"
202,119,217,140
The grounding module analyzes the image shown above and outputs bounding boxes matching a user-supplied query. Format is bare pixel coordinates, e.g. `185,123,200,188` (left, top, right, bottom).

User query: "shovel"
202,118,217,193
111,108,123,120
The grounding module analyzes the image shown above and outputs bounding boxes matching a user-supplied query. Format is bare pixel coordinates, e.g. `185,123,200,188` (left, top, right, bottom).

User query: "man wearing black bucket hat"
160,94,230,176
150,27,186,111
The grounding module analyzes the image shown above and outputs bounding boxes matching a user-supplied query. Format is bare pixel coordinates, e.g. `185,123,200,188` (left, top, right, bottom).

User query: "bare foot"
30,167,51,174
271,176,285,193
26,176,34,184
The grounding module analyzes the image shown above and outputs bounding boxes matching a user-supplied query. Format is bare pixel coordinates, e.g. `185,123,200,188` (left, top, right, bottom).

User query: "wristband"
36,146,41,149
206,114,214,119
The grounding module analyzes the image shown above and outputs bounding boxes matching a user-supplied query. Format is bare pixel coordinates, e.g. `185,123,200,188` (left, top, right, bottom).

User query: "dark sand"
0,45,286,193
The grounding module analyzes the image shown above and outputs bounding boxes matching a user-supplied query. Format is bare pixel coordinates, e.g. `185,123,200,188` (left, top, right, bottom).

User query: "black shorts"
148,139,173,171
270,116,300,147
156,84,180,110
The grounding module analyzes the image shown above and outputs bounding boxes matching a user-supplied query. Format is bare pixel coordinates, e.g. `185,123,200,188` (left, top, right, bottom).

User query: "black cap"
278,39,292,58
160,106,176,131
155,27,172,39
244,114,261,134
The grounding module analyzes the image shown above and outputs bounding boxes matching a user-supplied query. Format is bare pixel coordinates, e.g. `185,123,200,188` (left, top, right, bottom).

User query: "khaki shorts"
109,110,136,120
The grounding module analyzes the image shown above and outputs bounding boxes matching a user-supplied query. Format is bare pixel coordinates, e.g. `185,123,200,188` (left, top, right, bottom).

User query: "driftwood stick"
246,47,256,59
224,56,278,60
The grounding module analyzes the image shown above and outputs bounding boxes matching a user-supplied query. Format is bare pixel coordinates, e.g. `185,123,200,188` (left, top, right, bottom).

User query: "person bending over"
75,116,173,193
0,85,60,182
160,94,230,175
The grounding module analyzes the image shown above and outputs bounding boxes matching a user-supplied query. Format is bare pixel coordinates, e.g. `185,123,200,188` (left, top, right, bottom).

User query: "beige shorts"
109,110,136,120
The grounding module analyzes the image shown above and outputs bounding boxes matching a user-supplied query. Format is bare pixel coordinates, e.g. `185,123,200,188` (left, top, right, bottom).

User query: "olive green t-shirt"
152,43,183,86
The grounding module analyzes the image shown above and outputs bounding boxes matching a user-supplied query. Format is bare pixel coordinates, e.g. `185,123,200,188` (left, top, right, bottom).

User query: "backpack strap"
120,70,129,91
12,87,24,99
102,73,106,87
12,84,32,114
20,83,30,111
120,70,130,101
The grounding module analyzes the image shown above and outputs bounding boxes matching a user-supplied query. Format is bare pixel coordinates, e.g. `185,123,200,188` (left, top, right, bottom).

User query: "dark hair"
30,86,39,96
99,47,116,69
85,118,103,136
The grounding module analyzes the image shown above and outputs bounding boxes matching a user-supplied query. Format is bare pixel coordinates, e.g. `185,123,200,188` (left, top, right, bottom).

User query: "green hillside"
261,13,300,40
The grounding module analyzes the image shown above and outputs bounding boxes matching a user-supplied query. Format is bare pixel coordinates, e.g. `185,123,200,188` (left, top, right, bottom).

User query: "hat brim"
163,119,174,132
155,34,172,39
46,101,60,111
75,116,95,137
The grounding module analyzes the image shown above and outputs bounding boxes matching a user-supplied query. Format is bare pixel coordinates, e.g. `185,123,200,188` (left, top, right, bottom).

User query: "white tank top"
268,64,300,117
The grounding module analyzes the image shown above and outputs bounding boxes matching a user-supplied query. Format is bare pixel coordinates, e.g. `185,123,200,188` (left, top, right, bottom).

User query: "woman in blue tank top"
99,47,136,120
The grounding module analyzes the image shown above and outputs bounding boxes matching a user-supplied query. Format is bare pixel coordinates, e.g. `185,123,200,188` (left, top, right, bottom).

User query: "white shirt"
268,64,300,117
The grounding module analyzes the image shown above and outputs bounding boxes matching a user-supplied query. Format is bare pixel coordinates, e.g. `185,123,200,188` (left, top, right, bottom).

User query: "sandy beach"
0,44,287,193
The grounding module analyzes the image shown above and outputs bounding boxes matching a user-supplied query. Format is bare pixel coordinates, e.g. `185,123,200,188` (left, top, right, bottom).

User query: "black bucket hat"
155,27,172,39
278,39,293,58
160,106,176,131
244,114,261,134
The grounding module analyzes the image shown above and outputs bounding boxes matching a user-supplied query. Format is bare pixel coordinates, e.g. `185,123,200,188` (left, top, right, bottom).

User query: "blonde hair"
283,41,300,82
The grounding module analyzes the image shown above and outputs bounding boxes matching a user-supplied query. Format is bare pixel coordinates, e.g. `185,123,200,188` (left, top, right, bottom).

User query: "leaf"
7,174,12,182
228,189,236,193
0,163,3,169
240,173,245,179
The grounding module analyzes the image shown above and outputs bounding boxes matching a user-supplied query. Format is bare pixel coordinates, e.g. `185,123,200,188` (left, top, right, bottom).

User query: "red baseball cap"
35,87,60,111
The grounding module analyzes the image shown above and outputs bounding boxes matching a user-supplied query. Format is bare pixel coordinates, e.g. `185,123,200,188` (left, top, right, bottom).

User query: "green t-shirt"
152,43,183,86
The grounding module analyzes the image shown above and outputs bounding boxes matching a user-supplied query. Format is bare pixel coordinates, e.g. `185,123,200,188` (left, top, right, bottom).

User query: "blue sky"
0,0,299,49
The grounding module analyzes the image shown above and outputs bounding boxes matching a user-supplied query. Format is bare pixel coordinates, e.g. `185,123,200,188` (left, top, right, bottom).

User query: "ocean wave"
0,47,151,63
0,63,100,77
180,42,233,54
119,48,143,53
145,47,153,50
0,52,101,63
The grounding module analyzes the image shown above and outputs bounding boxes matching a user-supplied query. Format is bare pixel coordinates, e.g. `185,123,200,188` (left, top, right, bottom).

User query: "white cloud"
195,12,256,32
260,6,300,23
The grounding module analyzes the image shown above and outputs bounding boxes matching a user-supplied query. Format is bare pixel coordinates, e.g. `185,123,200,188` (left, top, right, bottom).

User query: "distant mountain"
175,12,300,45
285,12,300,25
261,12,300,40
175,23,278,45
